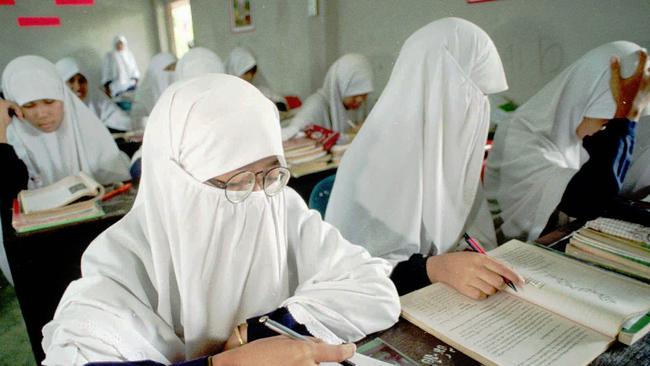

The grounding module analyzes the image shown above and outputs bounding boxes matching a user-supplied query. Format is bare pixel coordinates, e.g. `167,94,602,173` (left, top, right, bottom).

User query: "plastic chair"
308,174,336,217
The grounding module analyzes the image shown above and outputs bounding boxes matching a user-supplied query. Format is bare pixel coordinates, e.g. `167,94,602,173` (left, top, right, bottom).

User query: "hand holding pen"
463,233,519,292
260,316,357,366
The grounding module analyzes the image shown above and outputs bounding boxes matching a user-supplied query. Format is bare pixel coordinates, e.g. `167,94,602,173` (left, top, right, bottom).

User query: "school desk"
3,190,136,365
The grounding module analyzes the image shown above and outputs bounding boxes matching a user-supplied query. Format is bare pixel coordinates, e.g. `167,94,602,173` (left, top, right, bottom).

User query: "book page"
20,173,102,213
401,284,611,366
491,240,650,337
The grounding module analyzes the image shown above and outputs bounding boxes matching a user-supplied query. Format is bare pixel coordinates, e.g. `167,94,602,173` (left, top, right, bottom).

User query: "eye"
43,99,56,104
22,102,35,108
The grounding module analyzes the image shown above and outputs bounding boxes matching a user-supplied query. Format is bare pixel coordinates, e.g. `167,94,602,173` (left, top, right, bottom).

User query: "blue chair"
308,174,336,217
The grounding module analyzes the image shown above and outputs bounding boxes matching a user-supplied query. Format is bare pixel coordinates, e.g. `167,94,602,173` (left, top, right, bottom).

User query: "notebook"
401,240,650,366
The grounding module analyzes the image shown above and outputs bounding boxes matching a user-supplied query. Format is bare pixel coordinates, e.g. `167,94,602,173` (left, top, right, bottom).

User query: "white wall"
190,0,339,98
0,0,160,91
331,0,650,105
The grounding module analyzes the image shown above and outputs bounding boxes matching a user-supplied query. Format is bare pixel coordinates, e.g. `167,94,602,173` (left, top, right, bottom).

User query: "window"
169,0,194,59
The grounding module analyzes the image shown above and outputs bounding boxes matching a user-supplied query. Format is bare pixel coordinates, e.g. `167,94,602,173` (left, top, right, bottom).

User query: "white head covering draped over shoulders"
130,52,177,127
175,47,224,81
101,35,141,97
42,74,399,365
326,18,508,265
3,55,131,188
225,46,283,103
55,57,132,132
283,53,373,139
484,41,650,242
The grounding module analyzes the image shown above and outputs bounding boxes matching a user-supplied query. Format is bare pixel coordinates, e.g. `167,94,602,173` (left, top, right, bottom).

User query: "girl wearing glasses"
42,74,400,366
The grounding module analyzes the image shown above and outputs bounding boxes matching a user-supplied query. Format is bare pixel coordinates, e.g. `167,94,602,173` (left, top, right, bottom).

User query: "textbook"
566,218,650,281
401,240,650,366
18,172,104,214
12,199,105,234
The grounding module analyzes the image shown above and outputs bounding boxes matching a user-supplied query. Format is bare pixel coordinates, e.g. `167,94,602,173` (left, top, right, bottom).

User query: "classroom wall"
190,0,339,98
331,0,650,105
0,0,160,92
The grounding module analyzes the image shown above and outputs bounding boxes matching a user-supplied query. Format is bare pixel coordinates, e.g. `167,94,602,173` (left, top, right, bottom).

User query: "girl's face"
21,99,64,133
66,73,88,101
342,93,368,110
241,65,257,83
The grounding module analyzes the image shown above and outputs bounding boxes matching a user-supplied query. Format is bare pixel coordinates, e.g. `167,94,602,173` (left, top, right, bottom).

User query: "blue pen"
259,316,356,366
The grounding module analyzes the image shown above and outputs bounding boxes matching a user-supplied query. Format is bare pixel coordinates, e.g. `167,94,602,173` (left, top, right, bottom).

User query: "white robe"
282,53,373,140
55,57,132,132
326,18,508,265
225,46,284,104
484,41,650,242
175,47,224,81
131,52,177,129
42,74,400,365
102,35,141,97
3,55,131,188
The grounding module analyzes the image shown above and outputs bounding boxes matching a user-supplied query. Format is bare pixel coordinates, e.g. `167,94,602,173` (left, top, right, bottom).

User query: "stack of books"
282,137,332,176
566,217,650,281
330,143,350,164
12,173,106,234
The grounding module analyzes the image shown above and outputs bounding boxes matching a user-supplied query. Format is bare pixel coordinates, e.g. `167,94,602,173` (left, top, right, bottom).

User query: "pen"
463,233,518,292
259,316,356,366
101,182,133,201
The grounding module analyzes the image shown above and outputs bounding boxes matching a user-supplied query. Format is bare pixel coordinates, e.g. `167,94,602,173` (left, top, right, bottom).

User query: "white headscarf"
55,57,132,131
326,18,508,265
102,35,141,97
283,53,373,138
225,46,282,103
484,41,650,242
3,56,131,188
42,74,399,365
131,52,177,127
175,47,224,81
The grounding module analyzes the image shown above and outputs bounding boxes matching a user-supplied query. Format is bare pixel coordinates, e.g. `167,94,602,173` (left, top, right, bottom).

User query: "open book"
401,240,650,366
18,172,104,214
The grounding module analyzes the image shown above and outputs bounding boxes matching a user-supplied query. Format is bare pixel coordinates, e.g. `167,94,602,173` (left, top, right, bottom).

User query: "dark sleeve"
85,356,208,366
246,307,312,342
0,143,29,231
558,118,636,220
390,253,431,296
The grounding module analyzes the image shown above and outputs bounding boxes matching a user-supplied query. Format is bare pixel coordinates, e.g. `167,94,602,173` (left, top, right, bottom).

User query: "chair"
308,174,336,217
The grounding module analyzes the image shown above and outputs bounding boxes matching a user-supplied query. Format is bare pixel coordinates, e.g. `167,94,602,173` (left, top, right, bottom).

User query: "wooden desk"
4,191,135,365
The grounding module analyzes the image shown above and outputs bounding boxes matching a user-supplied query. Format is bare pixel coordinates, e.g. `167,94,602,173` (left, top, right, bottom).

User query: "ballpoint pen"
259,316,356,366
463,233,518,292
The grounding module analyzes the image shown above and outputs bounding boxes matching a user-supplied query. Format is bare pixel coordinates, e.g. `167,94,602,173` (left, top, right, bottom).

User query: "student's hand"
0,99,23,144
211,336,356,366
611,50,650,121
426,252,525,300
223,323,248,350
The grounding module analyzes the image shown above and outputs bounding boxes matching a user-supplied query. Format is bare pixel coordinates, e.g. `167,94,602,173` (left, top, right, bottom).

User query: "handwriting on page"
497,246,616,304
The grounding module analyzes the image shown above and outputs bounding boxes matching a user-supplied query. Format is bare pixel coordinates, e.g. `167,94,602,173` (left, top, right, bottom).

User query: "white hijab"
225,46,283,103
3,56,131,188
42,74,399,365
55,57,132,131
283,53,373,138
484,41,649,242
131,52,177,127
102,35,141,97
175,47,224,81
326,18,508,265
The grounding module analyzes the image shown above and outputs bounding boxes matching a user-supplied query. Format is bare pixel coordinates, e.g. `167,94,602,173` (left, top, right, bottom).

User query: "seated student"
281,53,373,140
102,35,141,98
55,57,132,133
484,42,650,242
130,52,177,129
175,47,224,81
41,74,400,365
326,18,524,299
225,46,287,110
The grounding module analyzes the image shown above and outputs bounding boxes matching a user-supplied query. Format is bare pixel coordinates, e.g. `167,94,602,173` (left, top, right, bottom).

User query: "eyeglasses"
209,166,291,203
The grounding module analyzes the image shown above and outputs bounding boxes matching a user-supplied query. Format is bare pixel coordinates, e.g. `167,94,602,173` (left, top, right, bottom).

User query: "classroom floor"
0,276,36,366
